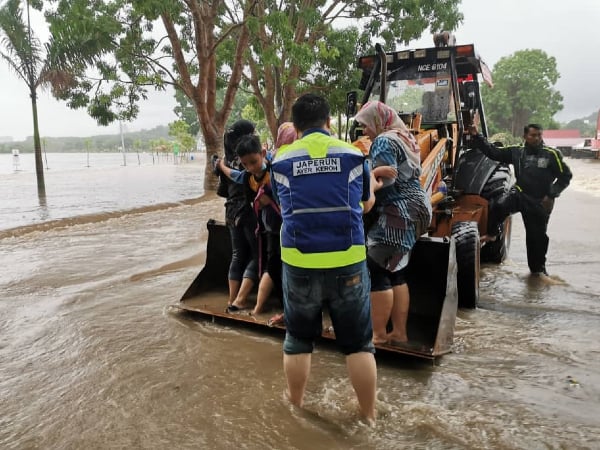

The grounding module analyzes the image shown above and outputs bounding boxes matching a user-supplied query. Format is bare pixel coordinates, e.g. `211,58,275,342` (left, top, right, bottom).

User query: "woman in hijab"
274,122,297,153
354,101,432,345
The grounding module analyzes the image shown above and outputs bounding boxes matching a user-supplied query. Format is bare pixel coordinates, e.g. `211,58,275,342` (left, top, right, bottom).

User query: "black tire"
480,164,513,264
452,221,480,309
481,215,512,264
481,164,512,200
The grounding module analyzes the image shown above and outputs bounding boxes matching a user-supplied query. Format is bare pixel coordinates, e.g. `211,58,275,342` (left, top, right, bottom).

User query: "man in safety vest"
271,93,378,423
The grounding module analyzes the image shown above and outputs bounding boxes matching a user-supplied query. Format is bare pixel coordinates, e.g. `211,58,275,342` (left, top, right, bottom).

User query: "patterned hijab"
354,101,421,165
274,122,297,150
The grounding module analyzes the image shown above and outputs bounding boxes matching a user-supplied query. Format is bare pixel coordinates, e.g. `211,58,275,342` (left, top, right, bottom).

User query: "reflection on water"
0,158,599,448
37,190,50,222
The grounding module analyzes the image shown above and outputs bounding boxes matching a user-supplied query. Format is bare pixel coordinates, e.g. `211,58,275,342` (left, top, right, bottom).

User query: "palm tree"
0,0,74,196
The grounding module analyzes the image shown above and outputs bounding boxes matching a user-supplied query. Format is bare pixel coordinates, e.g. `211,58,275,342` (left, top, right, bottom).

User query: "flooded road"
1,159,599,449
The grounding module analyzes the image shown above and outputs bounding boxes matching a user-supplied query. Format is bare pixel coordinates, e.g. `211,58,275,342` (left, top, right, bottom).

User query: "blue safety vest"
272,130,368,268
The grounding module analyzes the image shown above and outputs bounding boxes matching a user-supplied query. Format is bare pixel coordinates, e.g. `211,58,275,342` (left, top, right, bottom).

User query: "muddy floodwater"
1,154,599,449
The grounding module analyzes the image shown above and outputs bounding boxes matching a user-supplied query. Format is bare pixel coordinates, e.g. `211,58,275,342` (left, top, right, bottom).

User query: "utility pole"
42,138,49,169
120,121,126,166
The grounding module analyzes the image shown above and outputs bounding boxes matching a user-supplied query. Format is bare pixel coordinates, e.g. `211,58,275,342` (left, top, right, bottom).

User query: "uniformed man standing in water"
271,93,379,423
469,123,572,276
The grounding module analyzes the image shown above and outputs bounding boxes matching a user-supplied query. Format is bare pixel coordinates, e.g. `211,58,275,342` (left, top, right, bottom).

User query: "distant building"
542,129,583,156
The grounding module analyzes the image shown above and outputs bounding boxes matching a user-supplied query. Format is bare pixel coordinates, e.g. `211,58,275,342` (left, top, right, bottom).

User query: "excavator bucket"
178,220,458,360
181,219,231,299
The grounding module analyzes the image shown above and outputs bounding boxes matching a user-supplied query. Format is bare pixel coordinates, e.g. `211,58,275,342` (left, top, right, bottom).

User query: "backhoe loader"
176,33,512,360
349,33,513,310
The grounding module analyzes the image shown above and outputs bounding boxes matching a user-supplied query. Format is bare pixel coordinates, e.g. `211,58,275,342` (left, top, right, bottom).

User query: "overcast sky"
1,0,598,141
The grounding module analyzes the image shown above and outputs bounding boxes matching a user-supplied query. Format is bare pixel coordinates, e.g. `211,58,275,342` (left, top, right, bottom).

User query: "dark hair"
291,93,330,132
224,119,255,160
235,134,262,158
524,123,543,134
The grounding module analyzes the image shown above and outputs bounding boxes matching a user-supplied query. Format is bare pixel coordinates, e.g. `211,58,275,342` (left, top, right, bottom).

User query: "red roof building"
542,129,584,149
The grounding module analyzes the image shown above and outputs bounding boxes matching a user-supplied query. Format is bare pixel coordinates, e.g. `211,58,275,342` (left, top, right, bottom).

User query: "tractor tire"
452,221,480,309
481,164,513,264
481,164,512,200
481,215,512,264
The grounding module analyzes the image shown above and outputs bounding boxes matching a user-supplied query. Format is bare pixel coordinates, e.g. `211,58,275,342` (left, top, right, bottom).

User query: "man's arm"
363,174,376,213
362,160,384,213
467,125,514,164
540,148,572,213
548,149,573,198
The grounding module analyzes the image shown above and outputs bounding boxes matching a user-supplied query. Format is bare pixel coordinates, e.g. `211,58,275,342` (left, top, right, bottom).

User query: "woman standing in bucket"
354,101,432,345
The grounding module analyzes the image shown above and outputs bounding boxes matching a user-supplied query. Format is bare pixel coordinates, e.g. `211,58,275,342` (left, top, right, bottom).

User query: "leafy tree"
44,0,462,191
168,119,195,152
174,86,253,142
489,132,521,147
0,0,74,196
244,0,463,140
482,49,563,136
173,89,200,137
46,0,253,190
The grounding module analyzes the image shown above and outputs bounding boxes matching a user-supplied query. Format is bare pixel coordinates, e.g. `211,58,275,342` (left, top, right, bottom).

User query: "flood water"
1,154,599,449
0,152,203,231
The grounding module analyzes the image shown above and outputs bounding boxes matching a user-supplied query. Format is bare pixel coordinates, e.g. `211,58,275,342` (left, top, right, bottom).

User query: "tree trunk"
162,2,251,193
203,131,224,193
30,88,46,198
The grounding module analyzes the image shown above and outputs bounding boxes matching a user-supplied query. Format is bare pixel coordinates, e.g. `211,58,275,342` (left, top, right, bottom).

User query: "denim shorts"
282,260,375,355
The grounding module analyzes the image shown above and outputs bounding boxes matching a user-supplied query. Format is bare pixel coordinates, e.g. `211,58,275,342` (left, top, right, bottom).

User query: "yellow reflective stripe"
515,185,522,192
276,133,362,160
544,147,564,172
281,245,366,269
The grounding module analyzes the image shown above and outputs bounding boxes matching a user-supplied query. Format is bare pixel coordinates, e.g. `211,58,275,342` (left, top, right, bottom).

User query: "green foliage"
0,0,41,85
45,0,197,124
243,0,462,140
309,26,364,116
482,49,563,136
43,0,463,131
168,119,195,151
41,0,463,193
489,132,521,147
173,85,254,138
45,0,254,169
0,125,171,153
0,0,80,192
173,89,200,136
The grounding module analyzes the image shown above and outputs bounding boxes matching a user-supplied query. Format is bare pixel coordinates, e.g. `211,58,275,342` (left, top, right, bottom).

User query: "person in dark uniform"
469,123,572,276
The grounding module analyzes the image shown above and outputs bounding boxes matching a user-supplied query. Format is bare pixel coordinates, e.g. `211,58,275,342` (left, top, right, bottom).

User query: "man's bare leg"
370,289,393,344
346,352,377,423
388,283,409,343
283,353,311,407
